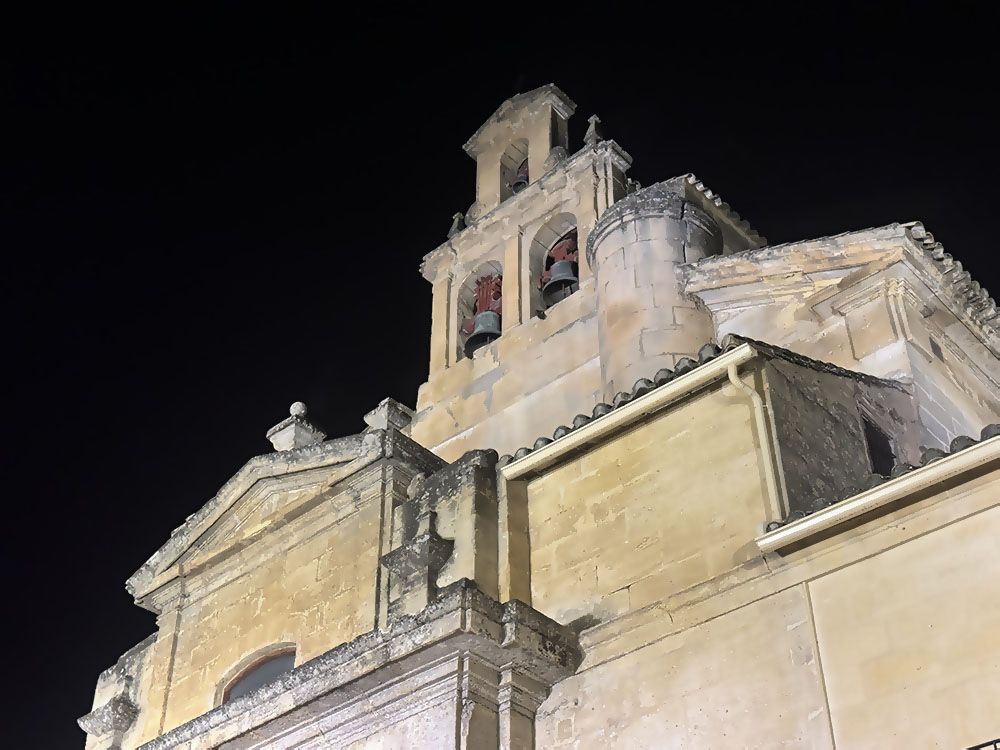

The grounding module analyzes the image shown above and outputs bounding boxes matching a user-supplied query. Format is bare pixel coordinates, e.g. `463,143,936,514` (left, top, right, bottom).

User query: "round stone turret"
587,180,719,397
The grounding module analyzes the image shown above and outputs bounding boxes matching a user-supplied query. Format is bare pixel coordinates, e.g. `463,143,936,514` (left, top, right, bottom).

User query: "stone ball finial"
290,401,307,417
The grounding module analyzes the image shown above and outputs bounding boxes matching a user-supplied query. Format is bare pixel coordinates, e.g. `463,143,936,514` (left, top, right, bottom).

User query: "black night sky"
4,7,998,747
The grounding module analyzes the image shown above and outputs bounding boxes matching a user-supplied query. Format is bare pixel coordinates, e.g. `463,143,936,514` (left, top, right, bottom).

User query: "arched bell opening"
457,261,503,360
528,213,579,315
500,139,529,202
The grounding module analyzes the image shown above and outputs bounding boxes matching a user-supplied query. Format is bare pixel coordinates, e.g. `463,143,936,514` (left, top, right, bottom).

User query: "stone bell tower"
410,84,633,461
409,84,764,461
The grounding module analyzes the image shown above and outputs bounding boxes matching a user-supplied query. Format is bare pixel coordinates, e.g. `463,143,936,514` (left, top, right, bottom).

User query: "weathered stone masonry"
82,84,1000,749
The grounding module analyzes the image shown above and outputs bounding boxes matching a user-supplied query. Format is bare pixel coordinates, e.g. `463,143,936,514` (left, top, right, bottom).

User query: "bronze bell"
511,159,529,193
464,310,502,357
542,260,580,306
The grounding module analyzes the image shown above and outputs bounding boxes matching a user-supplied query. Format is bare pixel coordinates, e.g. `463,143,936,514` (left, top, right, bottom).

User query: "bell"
511,159,529,193
464,310,502,357
542,260,580,306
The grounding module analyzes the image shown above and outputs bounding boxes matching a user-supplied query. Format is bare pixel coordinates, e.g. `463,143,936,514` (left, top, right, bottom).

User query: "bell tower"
463,84,575,220
411,84,633,460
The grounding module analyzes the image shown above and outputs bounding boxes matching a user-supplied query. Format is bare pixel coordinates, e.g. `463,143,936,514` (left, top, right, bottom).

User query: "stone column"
503,231,523,332
587,179,719,399
498,668,548,750
430,273,454,372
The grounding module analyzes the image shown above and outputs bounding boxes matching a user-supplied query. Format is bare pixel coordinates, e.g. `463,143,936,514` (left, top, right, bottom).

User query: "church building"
80,85,1000,749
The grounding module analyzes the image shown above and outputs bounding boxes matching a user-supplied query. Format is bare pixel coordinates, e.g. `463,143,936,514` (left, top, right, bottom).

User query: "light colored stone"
84,84,1000,750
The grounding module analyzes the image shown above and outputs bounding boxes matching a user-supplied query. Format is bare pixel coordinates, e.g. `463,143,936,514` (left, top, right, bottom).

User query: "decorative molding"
78,695,139,738
139,580,580,750
462,84,577,156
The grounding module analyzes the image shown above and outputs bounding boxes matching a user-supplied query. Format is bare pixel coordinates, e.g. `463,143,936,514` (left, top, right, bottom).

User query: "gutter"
500,344,758,480
727,363,785,523
755,436,1000,553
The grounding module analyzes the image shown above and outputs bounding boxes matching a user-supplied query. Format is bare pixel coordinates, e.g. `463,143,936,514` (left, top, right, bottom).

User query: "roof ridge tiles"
496,337,901,468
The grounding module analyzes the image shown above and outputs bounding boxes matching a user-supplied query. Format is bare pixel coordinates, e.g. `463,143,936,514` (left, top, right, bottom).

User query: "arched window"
221,647,296,704
500,139,529,201
457,261,503,359
528,213,579,315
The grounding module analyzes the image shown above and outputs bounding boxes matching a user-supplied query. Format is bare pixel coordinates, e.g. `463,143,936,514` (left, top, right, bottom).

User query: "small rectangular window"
862,416,895,477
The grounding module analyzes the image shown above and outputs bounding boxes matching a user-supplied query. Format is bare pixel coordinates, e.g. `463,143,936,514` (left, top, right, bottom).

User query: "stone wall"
764,357,921,514
811,500,1000,748
682,229,1000,451
148,480,382,737
521,370,999,748
526,377,766,626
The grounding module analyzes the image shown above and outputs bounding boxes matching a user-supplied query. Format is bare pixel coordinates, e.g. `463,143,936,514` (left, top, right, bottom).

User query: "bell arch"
215,643,296,706
456,260,503,360
499,138,529,202
527,212,579,316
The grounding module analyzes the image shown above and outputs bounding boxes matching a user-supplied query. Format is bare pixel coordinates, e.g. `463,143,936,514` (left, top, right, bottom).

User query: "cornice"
462,83,577,156
139,579,579,750
126,434,369,602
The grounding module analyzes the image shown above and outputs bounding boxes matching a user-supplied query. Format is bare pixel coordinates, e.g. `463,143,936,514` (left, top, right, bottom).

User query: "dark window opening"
862,416,895,477
223,649,296,703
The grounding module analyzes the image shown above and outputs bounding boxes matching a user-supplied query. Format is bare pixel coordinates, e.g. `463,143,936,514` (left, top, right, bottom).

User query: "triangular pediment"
126,433,378,607
463,83,576,156
175,468,337,572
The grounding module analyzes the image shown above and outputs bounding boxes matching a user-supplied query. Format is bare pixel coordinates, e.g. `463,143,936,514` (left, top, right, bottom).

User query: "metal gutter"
755,436,1000,553
500,344,758,481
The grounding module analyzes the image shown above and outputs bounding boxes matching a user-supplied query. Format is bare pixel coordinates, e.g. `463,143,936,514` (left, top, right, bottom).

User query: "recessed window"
222,649,295,703
862,415,895,477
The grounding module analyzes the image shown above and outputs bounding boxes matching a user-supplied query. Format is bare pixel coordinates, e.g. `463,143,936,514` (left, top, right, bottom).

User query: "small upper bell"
542,260,580,307
511,159,529,194
464,310,502,357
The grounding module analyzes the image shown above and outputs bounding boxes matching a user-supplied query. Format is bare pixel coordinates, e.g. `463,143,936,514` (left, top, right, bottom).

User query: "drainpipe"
727,363,785,523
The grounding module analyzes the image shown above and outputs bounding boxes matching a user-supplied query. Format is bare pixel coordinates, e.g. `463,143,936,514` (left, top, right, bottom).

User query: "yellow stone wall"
523,371,1000,747
537,585,833,748
526,380,767,624
412,139,629,460
811,501,1000,748
140,484,383,740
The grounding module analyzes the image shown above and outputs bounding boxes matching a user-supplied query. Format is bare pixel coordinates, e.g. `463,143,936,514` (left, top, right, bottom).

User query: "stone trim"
682,221,1000,355
78,694,140,738
138,579,580,750
496,335,904,476
421,140,632,282
128,426,445,608
584,176,763,270
462,84,577,155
